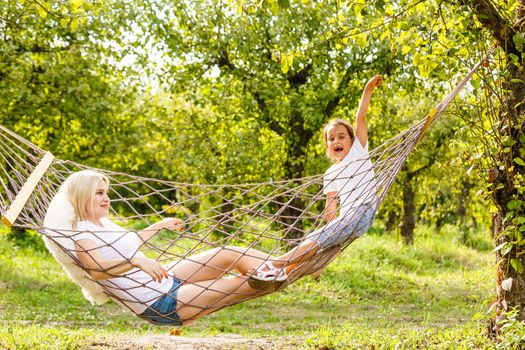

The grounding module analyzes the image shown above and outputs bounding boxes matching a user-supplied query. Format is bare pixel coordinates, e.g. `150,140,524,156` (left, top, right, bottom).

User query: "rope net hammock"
0,55,487,325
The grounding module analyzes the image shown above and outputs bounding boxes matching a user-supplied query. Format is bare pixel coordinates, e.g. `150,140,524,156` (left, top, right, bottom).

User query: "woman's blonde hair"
322,119,355,160
64,170,109,223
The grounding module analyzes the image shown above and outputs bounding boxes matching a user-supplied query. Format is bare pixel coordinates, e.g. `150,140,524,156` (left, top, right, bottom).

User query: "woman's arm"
75,239,168,282
138,218,184,242
355,75,382,147
324,192,339,222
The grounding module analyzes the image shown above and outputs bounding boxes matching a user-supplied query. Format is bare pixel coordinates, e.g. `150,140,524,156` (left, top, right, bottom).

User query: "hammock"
0,55,487,324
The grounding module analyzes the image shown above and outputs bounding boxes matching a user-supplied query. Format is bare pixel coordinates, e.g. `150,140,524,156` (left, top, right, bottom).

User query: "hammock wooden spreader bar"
1,151,54,227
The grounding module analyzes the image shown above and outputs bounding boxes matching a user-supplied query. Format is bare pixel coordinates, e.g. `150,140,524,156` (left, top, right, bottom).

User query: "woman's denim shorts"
140,277,183,326
306,203,376,249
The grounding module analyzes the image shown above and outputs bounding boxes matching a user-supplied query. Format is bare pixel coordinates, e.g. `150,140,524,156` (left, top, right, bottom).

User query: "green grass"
0,325,92,350
0,225,500,349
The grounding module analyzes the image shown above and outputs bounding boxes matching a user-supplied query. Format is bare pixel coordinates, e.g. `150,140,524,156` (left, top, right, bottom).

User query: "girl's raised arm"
355,75,382,147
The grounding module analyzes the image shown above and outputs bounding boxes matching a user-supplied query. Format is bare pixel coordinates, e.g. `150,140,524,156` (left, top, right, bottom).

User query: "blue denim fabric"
307,204,376,249
140,278,183,326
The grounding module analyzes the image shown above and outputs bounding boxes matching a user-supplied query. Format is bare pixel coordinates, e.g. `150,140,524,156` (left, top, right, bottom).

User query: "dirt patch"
89,334,296,350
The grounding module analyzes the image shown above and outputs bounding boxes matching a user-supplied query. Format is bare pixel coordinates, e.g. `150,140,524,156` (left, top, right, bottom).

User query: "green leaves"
277,0,290,9
494,242,513,256
70,0,84,13
355,33,367,49
280,51,296,74
508,199,523,211
513,33,525,52
36,3,49,18
510,258,524,274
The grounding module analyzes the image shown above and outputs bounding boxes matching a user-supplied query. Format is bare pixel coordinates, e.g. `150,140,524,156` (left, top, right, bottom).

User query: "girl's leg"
274,215,347,270
271,218,339,270
176,275,262,321
273,239,320,271
169,246,271,283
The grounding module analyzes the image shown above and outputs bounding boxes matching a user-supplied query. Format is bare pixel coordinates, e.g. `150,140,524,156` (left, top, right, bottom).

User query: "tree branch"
323,66,354,117
462,0,518,54
217,47,234,69
287,63,312,89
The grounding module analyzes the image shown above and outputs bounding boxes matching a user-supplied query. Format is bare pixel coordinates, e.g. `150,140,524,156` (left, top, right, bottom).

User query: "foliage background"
0,0,493,238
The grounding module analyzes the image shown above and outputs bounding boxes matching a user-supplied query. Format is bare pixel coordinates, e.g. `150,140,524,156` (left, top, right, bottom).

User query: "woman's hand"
131,256,169,283
365,75,383,90
157,217,184,231
139,217,185,242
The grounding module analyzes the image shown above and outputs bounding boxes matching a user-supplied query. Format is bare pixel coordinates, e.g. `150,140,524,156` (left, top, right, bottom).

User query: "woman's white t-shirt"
74,219,174,314
323,140,377,215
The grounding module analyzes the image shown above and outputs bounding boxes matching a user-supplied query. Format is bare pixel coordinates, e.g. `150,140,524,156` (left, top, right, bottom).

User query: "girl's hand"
366,75,383,90
158,217,184,231
131,256,169,283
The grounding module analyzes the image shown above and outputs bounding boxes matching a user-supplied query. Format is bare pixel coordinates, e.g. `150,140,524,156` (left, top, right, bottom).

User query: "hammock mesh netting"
0,54,486,324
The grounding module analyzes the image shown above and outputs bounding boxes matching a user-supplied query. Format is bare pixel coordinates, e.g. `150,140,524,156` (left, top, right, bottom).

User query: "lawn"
0,225,497,349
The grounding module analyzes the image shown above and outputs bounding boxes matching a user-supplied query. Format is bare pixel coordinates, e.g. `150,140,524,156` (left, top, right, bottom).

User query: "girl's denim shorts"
306,203,376,249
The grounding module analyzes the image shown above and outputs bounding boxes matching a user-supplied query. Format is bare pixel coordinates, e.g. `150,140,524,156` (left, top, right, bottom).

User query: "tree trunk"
490,210,525,333
458,178,471,227
384,209,399,233
464,0,525,327
400,176,415,245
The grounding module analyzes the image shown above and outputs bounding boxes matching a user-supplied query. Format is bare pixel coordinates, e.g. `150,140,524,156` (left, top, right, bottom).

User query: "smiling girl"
249,75,382,283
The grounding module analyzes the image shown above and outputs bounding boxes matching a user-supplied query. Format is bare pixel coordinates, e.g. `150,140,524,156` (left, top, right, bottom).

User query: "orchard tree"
102,0,423,236
459,0,525,330
0,0,137,166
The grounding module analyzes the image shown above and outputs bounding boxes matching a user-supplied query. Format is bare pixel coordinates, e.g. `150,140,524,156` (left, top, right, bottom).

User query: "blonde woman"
53,170,286,325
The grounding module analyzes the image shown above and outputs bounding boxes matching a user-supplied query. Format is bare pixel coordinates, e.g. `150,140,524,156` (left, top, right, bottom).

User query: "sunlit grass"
305,322,492,349
0,224,496,348
0,324,93,350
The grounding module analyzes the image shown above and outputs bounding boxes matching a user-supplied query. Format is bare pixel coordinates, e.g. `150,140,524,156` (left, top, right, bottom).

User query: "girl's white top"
74,219,174,314
323,140,377,215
